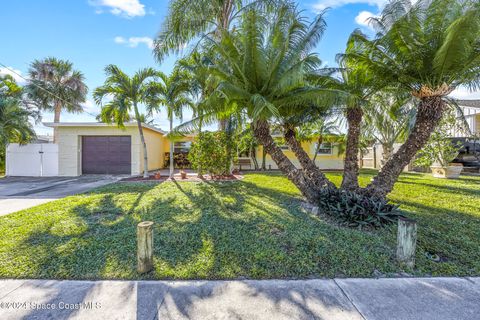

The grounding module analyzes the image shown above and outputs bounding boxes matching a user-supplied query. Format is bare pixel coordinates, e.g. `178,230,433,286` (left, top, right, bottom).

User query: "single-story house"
6,122,345,177
256,141,345,170
43,122,169,176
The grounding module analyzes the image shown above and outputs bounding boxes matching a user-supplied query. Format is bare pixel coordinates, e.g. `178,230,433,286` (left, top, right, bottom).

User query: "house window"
174,141,191,153
316,143,333,155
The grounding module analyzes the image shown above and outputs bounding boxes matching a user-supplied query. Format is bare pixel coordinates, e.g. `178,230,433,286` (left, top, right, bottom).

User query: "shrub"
317,188,404,228
188,131,236,176
414,108,464,168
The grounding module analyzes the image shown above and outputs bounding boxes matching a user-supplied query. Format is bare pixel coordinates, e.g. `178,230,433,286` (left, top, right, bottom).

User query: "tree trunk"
253,120,320,202
53,101,62,143
261,147,267,170
365,96,447,198
169,116,174,178
136,119,149,178
341,106,363,191
250,145,259,170
381,144,394,168
283,126,336,190
312,136,323,162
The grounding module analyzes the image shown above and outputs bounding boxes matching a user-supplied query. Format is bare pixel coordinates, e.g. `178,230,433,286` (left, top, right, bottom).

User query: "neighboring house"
455,100,480,137
256,140,344,170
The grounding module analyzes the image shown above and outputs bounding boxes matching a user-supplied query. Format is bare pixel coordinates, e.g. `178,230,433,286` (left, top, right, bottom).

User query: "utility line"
0,61,99,118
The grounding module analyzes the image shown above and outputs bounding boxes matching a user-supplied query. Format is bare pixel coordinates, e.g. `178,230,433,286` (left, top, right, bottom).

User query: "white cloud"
450,87,480,100
0,66,27,84
114,36,154,49
88,0,146,18
354,10,379,30
313,0,388,11
81,100,100,115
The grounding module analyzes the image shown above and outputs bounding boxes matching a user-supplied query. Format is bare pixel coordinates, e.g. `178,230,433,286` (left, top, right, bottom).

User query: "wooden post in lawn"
137,221,154,274
396,217,417,268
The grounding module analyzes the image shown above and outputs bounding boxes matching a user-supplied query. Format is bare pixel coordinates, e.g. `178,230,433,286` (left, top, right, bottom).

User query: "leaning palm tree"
146,68,193,178
94,65,160,178
26,57,87,142
192,5,340,202
345,0,480,198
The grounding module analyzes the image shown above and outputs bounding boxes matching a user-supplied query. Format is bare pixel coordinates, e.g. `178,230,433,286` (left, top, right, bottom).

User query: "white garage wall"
6,144,58,176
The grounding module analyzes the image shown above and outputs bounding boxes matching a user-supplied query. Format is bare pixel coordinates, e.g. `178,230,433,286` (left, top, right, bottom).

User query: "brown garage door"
82,136,131,174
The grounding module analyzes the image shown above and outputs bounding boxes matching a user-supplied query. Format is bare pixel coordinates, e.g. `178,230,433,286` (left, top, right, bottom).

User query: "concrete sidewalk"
0,278,479,320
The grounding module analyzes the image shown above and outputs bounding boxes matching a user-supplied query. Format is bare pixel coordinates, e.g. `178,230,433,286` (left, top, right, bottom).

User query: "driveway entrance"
0,175,123,216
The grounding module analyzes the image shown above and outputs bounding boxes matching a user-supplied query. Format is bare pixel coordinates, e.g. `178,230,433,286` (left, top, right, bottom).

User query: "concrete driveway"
0,175,124,216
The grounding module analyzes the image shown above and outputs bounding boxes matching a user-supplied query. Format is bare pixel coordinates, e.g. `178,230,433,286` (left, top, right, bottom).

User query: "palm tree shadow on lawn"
12,179,392,281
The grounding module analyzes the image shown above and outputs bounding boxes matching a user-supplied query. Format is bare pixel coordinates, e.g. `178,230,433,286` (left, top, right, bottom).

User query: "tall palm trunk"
250,144,259,170
365,96,446,198
381,144,394,168
253,120,320,202
283,126,336,190
169,116,174,178
341,106,363,191
134,104,149,178
261,147,267,170
312,136,323,162
53,100,62,143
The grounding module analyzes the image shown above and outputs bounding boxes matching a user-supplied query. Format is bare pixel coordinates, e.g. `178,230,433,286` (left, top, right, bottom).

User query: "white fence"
6,143,58,176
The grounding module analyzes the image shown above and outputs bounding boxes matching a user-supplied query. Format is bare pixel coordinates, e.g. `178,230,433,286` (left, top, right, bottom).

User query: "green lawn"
0,171,479,280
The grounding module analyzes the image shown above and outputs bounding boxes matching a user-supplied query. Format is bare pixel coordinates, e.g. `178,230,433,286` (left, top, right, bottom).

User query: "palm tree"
363,92,415,166
26,57,87,143
0,97,36,170
297,118,341,162
94,65,160,178
346,0,480,198
146,68,193,178
154,0,278,131
195,5,340,201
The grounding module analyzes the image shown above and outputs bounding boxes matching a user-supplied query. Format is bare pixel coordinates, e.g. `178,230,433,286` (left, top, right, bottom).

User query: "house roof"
456,100,480,108
42,122,167,135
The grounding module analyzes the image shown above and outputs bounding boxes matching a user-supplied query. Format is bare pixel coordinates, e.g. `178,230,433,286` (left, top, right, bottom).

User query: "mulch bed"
121,173,244,183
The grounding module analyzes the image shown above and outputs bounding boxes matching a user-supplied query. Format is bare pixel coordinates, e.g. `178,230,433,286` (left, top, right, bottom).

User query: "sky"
1,0,479,136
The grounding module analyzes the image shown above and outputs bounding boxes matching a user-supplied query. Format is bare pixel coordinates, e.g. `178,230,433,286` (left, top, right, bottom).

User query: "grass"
0,171,479,280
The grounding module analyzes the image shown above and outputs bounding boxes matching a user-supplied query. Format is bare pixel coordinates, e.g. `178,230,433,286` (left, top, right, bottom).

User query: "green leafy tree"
415,109,463,168
0,98,36,171
345,0,480,198
0,75,23,99
26,57,87,142
188,131,235,176
94,65,160,178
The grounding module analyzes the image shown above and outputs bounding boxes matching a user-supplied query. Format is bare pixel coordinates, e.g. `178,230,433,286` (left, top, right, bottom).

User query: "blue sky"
1,0,478,135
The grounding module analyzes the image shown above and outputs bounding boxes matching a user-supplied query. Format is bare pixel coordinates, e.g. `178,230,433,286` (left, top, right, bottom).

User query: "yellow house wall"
56,125,165,176
163,135,195,152
256,141,344,170
140,128,166,172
